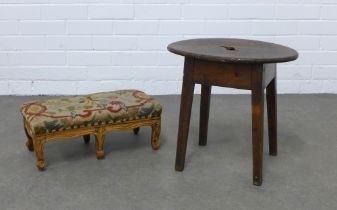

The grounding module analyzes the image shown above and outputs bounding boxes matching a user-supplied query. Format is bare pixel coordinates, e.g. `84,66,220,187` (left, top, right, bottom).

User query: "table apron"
192,60,276,90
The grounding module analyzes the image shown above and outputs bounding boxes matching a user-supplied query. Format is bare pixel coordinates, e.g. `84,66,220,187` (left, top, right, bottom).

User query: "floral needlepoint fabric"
21,90,162,135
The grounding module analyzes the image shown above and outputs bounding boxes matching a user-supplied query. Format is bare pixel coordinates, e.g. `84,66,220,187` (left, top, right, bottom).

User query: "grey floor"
1,94,337,210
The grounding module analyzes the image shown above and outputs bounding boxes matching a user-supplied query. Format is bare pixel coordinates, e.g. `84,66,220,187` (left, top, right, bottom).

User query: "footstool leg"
34,140,45,170
95,129,105,159
133,127,140,135
151,122,161,150
83,134,90,144
24,125,34,152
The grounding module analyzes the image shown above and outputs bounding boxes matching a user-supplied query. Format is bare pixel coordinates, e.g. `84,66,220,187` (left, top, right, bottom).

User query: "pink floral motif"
24,103,47,116
107,101,126,113
21,90,162,135
77,110,92,118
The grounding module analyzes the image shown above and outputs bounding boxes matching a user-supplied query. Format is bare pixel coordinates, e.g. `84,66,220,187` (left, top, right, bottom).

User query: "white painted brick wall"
0,0,336,95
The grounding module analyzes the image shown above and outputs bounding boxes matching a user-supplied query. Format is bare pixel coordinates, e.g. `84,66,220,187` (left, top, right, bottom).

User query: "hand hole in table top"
221,46,236,51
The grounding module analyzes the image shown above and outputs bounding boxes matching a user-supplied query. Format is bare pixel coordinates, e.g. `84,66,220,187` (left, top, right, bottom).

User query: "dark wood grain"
194,60,252,89
175,57,195,171
199,84,212,146
267,78,277,156
251,65,265,186
168,38,298,64
170,38,298,186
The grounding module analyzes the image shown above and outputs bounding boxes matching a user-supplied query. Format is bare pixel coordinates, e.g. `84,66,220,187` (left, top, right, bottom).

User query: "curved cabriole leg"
24,125,34,152
95,129,105,159
151,121,161,150
133,127,140,135
83,134,90,144
34,140,45,170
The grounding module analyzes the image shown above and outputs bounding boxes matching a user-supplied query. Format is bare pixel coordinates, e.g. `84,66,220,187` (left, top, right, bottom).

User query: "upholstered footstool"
21,90,162,170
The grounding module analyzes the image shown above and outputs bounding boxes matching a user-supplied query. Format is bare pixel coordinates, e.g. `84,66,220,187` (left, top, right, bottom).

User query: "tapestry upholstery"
21,90,162,135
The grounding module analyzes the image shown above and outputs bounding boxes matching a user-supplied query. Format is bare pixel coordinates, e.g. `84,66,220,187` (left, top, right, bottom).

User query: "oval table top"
167,38,298,64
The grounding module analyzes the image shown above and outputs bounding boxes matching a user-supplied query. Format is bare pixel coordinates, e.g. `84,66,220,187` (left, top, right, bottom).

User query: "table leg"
175,58,195,171
266,78,277,156
199,84,212,146
251,69,264,186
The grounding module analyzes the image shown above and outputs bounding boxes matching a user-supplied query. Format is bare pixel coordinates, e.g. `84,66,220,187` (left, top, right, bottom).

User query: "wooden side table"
168,39,298,186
